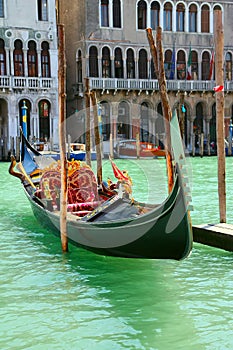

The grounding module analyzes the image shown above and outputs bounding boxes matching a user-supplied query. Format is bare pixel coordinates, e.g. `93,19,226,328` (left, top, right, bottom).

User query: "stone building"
58,0,233,155
0,0,59,160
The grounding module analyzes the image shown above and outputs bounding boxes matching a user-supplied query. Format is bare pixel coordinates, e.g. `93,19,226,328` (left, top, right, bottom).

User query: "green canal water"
1,157,233,350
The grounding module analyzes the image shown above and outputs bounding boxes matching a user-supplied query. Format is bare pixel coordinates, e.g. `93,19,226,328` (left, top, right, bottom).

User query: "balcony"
0,75,54,92
78,78,233,94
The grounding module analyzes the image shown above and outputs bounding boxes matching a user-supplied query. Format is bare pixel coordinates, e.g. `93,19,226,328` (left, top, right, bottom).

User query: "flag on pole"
186,46,192,80
169,45,175,80
109,156,129,181
208,51,214,80
213,85,224,92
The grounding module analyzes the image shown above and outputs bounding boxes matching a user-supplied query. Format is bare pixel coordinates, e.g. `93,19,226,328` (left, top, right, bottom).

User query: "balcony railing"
80,78,233,93
0,76,53,91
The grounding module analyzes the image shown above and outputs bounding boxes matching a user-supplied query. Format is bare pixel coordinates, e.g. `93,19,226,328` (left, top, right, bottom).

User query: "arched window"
164,49,173,79
118,101,130,139
189,4,197,32
0,39,6,75
102,46,111,78
114,47,123,78
101,0,109,27
164,2,172,31
77,50,82,83
201,5,210,33
19,99,31,137
151,58,157,79
14,40,24,76
176,3,185,32
41,41,50,77
141,102,149,142
39,100,50,140
28,41,38,77
126,49,135,79
38,0,48,21
113,0,121,28
191,51,198,80
138,0,147,30
177,50,186,80
138,49,148,79
202,51,210,80
151,1,160,30
89,46,99,77
99,101,110,141
225,52,232,81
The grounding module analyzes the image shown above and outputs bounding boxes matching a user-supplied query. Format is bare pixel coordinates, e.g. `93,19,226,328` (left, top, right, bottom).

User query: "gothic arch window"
118,101,130,139
201,5,210,33
114,47,123,78
77,50,82,83
151,58,157,79
177,50,186,80
113,0,121,28
225,52,232,81
141,102,150,142
202,51,210,80
102,46,111,78
189,4,197,32
28,41,38,77
101,0,109,27
138,49,148,79
0,0,4,18
0,39,6,75
176,3,185,32
14,40,24,76
89,46,99,77
99,101,110,141
138,0,147,30
126,49,135,79
151,1,160,30
38,0,48,21
39,99,50,140
41,41,50,77
164,2,172,31
191,51,198,80
164,49,173,79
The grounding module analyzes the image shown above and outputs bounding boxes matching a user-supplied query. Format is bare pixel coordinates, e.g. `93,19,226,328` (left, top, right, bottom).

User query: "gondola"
9,112,193,260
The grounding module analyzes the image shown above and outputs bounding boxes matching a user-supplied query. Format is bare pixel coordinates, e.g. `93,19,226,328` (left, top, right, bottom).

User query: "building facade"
0,0,59,160
58,0,233,155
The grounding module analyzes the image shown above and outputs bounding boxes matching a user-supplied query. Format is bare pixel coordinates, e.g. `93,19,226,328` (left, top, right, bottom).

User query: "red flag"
208,51,214,80
213,85,224,92
110,158,129,181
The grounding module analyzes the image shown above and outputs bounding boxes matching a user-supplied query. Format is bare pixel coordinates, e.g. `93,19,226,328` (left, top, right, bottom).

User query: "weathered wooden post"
214,9,226,223
58,23,68,252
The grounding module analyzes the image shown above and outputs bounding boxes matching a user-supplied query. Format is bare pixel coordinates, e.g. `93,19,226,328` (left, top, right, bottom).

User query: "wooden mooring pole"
58,24,68,252
214,9,226,223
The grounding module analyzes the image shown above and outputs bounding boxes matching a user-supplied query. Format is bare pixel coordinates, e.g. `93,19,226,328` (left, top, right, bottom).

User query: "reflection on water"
1,158,233,349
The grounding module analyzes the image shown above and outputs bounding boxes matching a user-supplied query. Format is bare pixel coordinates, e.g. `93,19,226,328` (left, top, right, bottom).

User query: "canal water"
1,157,233,350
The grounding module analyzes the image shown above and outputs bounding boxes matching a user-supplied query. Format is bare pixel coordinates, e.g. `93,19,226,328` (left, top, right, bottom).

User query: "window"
151,58,157,79
102,47,111,78
164,2,172,31
39,100,50,140
201,5,209,33
191,51,198,80
0,0,4,17
138,0,147,30
164,49,173,79
113,0,121,28
77,50,82,83
89,46,99,77
176,50,186,80
151,2,160,30
126,49,135,79
28,41,38,77
202,51,210,80
38,0,48,21
114,47,123,78
189,4,197,32
41,42,50,77
14,40,24,76
138,49,148,79
176,3,185,32
225,52,232,81
118,101,130,139
0,39,6,75
101,0,109,27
